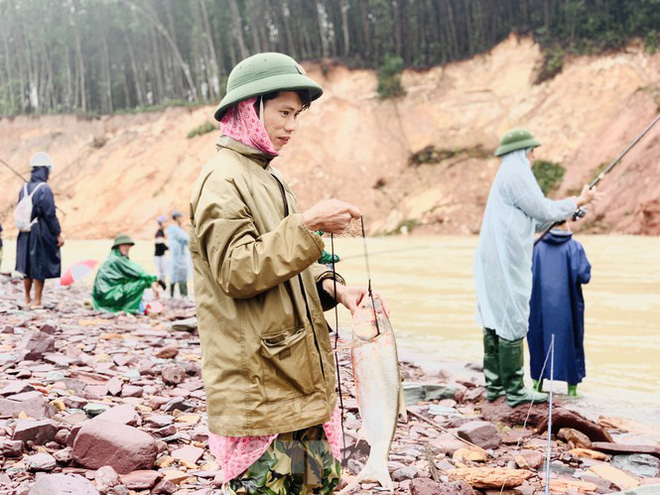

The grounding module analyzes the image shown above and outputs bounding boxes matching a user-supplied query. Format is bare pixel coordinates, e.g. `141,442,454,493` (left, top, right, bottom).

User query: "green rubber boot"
567,384,578,397
483,329,505,401
499,337,548,407
532,379,544,392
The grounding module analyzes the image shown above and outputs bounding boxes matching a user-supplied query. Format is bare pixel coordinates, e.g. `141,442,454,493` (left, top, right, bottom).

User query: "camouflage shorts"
222,425,341,495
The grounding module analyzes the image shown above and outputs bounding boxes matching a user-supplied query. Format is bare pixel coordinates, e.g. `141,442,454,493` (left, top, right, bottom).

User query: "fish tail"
338,458,394,494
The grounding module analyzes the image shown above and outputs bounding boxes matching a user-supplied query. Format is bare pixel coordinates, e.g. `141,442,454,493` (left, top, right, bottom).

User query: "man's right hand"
302,199,362,234
56,235,65,247
576,184,600,208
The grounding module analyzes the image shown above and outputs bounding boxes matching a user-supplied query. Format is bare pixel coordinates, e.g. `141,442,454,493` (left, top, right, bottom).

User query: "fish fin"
398,383,408,423
338,459,394,494
357,425,370,445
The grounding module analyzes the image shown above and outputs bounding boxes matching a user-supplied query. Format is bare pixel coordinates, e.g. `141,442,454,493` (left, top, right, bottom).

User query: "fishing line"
330,232,348,465
544,335,556,495
498,340,555,495
360,216,380,336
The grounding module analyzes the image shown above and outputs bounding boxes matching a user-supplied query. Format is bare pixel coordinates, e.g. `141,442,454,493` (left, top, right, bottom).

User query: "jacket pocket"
260,326,317,401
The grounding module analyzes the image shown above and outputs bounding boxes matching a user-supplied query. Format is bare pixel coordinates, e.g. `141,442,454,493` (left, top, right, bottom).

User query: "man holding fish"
189,52,374,494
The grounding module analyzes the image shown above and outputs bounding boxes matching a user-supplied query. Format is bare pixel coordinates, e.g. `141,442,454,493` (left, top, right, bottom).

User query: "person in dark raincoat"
15,152,64,310
92,234,159,314
527,221,591,396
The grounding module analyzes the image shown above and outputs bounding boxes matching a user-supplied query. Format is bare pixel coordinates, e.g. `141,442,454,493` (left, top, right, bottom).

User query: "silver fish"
339,294,406,494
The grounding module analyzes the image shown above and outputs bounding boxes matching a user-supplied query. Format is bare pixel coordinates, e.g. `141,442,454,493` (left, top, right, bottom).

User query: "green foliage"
187,121,217,139
409,145,490,166
1,0,660,115
377,54,406,99
532,160,566,195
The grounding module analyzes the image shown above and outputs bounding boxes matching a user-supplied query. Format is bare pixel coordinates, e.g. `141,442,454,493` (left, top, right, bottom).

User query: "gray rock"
27,473,100,494
612,454,660,478
392,465,418,481
161,364,185,385
605,485,660,495
95,465,120,493
25,452,57,472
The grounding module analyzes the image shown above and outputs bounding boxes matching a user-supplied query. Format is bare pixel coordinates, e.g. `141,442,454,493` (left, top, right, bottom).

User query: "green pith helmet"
214,52,323,122
112,234,135,249
494,128,541,157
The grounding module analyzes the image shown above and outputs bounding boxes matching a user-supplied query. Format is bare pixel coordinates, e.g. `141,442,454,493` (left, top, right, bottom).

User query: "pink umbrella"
60,260,98,286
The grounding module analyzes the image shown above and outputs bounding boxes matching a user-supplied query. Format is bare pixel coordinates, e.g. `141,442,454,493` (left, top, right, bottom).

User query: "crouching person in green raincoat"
92,234,160,313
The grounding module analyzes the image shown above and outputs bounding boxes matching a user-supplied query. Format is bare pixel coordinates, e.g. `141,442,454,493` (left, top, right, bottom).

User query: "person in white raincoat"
474,129,597,407
166,211,190,298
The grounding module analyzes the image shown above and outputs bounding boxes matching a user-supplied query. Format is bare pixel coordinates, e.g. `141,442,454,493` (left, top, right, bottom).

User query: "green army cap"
214,52,323,122
494,128,541,157
112,234,135,249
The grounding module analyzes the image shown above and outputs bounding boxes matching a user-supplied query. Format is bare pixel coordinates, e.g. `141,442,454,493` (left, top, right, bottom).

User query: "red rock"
106,377,123,396
27,473,100,494
430,432,468,455
39,324,57,335
457,420,501,450
18,329,56,360
161,365,185,385
152,478,178,494
53,447,73,464
144,414,174,428
12,419,57,445
156,345,179,359
171,445,204,463
410,477,475,495
0,381,35,396
95,404,141,426
95,465,120,493
0,390,54,419
120,385,143,398
72,419,158,473
120,469,162,489
0,439,23,456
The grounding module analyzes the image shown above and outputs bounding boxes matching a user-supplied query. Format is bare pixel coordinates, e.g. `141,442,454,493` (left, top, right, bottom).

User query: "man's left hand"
322,280,390,316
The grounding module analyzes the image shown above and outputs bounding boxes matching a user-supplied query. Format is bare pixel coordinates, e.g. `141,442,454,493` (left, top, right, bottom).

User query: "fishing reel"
572,206,587,221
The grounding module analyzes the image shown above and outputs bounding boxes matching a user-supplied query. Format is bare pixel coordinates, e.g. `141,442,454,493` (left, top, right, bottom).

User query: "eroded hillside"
1,34,659,239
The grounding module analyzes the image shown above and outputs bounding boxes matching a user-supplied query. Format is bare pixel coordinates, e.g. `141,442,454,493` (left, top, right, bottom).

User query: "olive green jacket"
189,136,339,436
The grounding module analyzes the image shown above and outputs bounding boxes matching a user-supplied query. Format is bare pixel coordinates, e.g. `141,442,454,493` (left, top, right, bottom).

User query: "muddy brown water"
2,235,659,423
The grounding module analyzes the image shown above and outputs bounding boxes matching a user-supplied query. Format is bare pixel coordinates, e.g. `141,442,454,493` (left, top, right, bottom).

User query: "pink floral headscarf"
220,97,279,156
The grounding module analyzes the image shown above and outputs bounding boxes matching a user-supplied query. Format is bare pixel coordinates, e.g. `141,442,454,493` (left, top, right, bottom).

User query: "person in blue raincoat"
527,221,591,396
15,152,64,310
474,129,597,407
166,211,190,297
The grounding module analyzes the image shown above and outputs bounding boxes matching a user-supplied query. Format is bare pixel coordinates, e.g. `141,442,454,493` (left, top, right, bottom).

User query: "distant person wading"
474,129,598,407
15,152,64,310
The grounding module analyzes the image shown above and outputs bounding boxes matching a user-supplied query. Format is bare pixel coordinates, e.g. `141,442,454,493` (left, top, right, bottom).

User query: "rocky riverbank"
1,276,659,494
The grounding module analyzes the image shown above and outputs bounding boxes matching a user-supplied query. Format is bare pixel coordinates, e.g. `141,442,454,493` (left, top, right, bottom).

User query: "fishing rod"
0,157,67,216
535,113,660,245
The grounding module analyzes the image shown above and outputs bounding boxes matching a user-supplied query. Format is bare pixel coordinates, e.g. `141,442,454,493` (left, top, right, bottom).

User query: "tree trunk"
340,0,350,57
228,0,248,59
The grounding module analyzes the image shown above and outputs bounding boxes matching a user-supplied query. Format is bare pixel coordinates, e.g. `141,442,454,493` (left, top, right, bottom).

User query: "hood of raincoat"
30,167,49,183
543,230,573,245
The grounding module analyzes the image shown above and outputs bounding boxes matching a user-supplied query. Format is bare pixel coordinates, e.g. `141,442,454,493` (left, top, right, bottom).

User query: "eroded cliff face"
1,34,659,239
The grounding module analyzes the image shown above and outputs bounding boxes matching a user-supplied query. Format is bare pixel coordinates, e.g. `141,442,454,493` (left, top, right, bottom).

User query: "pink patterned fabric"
209,406,343,484
220,97,279,156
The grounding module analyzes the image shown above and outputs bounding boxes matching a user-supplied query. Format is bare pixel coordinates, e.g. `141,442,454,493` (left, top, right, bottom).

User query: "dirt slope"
1,34,659,239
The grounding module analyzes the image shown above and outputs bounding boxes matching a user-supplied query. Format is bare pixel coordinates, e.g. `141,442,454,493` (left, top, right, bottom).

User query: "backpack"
15,183,45,232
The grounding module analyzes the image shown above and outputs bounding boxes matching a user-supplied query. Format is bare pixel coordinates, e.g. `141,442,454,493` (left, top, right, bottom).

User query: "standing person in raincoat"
15,152,64,310
166,211,190,298
154,215,169,290
527,221,591,396
474,129,598,407
92,234,159,314
189,52,372,494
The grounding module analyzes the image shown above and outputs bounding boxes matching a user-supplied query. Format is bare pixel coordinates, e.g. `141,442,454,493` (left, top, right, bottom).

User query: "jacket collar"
216,135,275,169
